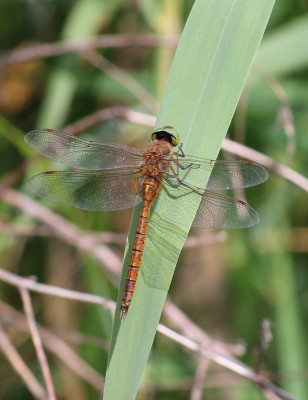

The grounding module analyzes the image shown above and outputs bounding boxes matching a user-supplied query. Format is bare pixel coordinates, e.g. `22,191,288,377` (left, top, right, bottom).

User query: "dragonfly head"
151,126,180,147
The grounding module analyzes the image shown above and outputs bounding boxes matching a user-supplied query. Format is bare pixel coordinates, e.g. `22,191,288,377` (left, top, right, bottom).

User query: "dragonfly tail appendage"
119,305,128,320
120,201,151,320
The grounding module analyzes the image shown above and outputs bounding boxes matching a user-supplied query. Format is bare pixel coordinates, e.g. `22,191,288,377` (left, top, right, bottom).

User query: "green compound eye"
151,126,180,147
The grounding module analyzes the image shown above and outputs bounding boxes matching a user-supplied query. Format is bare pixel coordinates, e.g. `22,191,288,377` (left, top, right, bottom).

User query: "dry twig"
0,186,122,283
222,137,308,192
63,108,308,192
0,34,178,69
0,269,115,311
82,51,159,113
190,355,210,400
156,325,299,400
0,269,299,400
253,65,296,161
0,324,47,400
20,287,57,400
0,301,104,390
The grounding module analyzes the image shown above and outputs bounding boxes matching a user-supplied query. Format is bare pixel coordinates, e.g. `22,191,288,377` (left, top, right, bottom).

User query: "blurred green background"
0,1,307,399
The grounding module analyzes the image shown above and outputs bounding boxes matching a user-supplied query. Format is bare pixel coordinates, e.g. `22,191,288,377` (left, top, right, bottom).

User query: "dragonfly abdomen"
120,177,162,320
120,201,151,319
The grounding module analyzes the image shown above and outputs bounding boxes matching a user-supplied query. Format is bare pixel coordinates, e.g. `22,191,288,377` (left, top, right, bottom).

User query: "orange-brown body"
120,140,173,319
24,126,267,321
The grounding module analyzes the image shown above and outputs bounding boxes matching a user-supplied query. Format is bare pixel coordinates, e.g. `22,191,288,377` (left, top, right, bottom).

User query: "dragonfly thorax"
140,141,172,178
140,163,162,177
142,176,161,201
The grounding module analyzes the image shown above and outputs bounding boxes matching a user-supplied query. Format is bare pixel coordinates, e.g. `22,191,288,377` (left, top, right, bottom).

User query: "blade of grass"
0,116,31,156
260,180,308,398
273,250,308,398
104,1,275,399
255,14,308,75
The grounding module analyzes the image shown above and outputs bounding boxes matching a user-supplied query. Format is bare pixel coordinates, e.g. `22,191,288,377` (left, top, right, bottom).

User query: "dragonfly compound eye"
151,126,180,147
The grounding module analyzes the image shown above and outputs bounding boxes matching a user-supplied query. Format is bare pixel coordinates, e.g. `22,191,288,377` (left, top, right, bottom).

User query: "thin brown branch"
124,110,307,192
0,270,258,371
263,389,283,400
0,324,47,400
0,269,236,359
157,325,299,400
0,269,115,312
39,324,104,391
52,329,109,351
82,51,159,113
222,137,308,192
0,222,52,237
0,269,241,361
0,221,226,248
63,106,156,137
142,369,308,394
163,301,299,400
0,301,104,390
163,299,245,357
120,108,157,127
184,231,227,247
190,355,210,400
63,107,308,193
124,109,308,192
63,106,131,135
254,319,273,375
0,247,288,396
0,186,122,282
0,34,179,69
253,65,296,161
140,372,246,393
0,270,299,400
1,159,29,188
20,288,56,400
0,221,127,244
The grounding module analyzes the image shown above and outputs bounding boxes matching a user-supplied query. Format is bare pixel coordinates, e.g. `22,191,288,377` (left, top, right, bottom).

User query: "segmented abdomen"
120,201,151,319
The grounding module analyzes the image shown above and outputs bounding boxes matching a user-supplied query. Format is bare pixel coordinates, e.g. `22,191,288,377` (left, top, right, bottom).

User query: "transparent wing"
192,191,259,228
159,177,260,229
25,129,144,170
169,155,268,190
26,170,142,211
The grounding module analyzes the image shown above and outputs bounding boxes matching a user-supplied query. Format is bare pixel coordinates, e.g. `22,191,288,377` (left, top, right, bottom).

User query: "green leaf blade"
104,1,275,399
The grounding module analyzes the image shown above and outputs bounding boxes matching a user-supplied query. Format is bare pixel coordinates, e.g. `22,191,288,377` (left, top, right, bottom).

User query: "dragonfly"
25,126,268,319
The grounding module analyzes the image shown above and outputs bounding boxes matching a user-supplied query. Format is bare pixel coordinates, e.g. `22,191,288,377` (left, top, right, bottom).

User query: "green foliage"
0,0,308,399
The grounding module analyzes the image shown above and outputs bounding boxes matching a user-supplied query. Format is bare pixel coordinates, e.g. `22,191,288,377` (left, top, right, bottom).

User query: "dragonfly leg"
172,145,200,171
171,156,198,171
169,165,202,191
134,178,142,200
172,143,185,157
171,147,200,171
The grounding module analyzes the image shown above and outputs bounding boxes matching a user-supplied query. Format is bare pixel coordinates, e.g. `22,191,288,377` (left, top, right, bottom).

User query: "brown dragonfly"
25,126,268,319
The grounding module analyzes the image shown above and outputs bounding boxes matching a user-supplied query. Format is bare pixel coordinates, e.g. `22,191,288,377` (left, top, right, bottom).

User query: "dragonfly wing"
26,171,142,211
25,129,143,170
159,178,259,229
170,156,268,190
192,190,260,228
206,160,269,190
